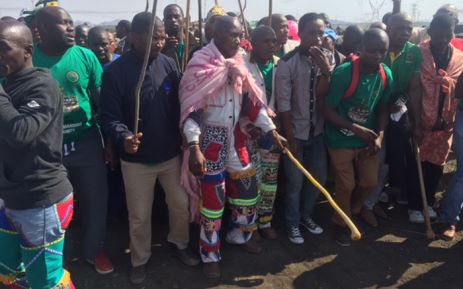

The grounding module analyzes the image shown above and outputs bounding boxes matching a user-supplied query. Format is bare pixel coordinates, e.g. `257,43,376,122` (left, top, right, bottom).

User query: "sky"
2,0,463,24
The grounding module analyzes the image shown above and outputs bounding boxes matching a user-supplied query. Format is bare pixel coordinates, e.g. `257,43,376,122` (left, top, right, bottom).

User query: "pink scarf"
179,41,273,221
179,40,273,124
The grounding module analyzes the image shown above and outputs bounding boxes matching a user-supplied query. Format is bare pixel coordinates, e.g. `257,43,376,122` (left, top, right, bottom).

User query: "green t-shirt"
384,41,422,95
324,61,394,149
257,60,274,104
33,45,103,144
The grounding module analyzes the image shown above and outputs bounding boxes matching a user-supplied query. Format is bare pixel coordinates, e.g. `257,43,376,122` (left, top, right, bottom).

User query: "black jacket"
100,51,182,163
0,68,72,209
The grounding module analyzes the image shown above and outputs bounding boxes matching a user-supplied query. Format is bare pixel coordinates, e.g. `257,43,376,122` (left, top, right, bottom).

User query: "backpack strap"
343,55,360,99
379,63,387,92
343,57,388,99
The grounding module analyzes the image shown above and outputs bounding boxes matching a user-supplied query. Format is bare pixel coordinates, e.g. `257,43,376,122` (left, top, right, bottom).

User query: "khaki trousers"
328,148,379,226
121,156,190,267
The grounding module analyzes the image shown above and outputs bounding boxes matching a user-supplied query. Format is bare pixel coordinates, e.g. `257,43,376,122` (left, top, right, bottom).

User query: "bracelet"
188,141,199,148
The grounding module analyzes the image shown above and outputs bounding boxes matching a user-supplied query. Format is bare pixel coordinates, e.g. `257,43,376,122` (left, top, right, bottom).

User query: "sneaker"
333,226,351,246
129,265,146,285
203,262,221,279
288,226,304,244
360,208,378,227
86,251,114,275
408,210,424,223
427,206,437,219
300,217,323,234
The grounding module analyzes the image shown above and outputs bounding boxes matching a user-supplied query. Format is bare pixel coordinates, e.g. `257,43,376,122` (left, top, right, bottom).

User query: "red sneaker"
87,251,114,275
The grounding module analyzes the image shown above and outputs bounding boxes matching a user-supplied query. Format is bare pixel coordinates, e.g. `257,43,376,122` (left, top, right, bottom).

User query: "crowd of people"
1,0,463,287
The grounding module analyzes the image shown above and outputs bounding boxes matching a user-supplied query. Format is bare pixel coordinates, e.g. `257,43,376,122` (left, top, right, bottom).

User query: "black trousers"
407,161,443,210
386,114,415,192
386,113,442,210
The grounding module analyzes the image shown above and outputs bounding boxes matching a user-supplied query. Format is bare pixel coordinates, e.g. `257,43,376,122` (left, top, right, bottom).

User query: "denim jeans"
283,135,327,228
0,195,74,289
441,111,463,224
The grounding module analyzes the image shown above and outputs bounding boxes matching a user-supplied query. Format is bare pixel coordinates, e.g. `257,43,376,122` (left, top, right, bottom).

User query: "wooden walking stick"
198,0,203,47
268,0,273,26
182,0,192,72
237,0,249,39
414,144,436,240
284,148,362,240
133,0,158,134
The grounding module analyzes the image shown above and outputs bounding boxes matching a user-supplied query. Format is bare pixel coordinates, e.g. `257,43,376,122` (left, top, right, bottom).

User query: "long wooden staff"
237,0,249,39
284,148,362,240
198,0,203,47
268,0,273,26
133,0,158,134
182,0,192,72
414,144,436,240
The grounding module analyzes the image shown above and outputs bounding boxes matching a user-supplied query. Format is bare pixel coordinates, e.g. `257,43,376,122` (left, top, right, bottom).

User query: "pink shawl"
419,41,463,165
179,40,273,124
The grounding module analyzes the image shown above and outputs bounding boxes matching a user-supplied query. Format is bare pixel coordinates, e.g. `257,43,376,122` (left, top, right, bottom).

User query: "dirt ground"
61,158,462,289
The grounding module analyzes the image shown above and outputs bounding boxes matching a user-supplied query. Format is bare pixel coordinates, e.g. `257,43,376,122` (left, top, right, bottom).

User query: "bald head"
213,16,242,58
370,22,387,31
0,21,34,77
36,6,75,52
339,25,364,55
251,26,276,63
36,6,70,25
257,14,289,46
0,20,33,46
388,12,413,24
363,28,389,44
387,13,413,50
213,16,241,39
251,25,275,44
360,28,389,70
436,4,459,24
1,16,16,22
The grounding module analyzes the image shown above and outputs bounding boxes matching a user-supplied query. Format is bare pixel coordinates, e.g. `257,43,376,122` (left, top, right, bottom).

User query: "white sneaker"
427,206,437,219
408,210,424,223
300,217,323,234
288,226,304,244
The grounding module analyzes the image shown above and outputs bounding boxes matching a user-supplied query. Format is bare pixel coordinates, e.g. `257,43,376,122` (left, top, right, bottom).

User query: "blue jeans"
441,112,463,225
283,135,327,228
